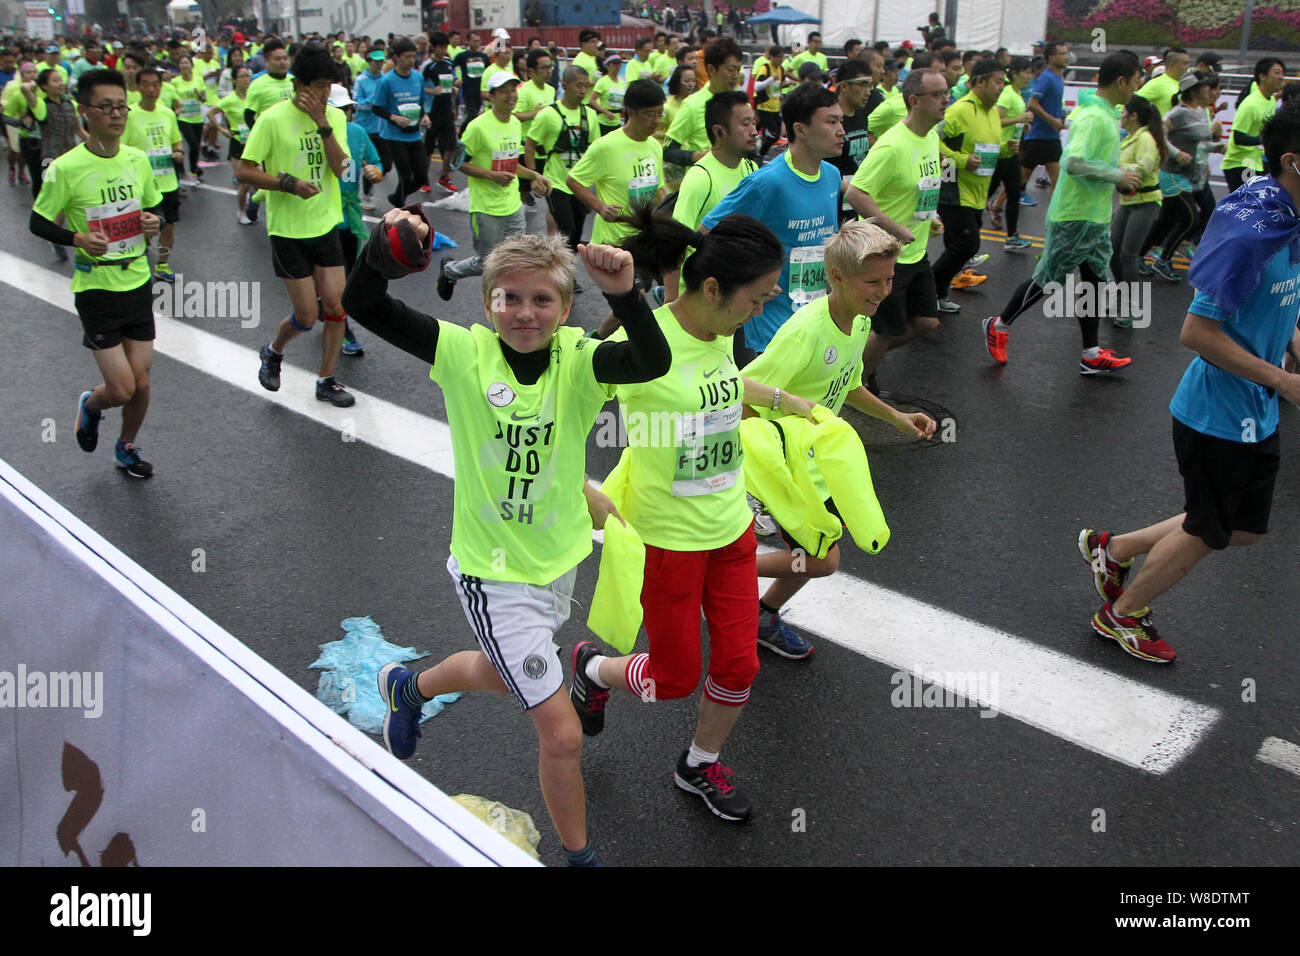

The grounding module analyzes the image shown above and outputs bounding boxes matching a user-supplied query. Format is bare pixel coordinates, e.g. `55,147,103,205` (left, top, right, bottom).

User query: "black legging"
1224,166,1249,192
387,139,428,206
998,262,1107,350
988,154,1022,236
1142,190,1197,262
933,204,982,297
179,121,203,176
19,137,41,200
1188,183,1216,244
547,189,589,252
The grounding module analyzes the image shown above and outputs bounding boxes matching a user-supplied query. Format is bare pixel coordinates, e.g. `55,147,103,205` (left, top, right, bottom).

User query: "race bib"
915,175,940,218
608,88,625,109
974,142,999,176
237,122,250,140
491,147,519,175
180,98,202,118
85,196,143,257
146,145,173,177
438,73,454,93
398,101,421,121
672,402,743,497
466,61,484,78
788,244,828,305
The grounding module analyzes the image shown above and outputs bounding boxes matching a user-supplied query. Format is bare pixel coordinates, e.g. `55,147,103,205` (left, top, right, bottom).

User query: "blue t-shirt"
342,120,382,196
1025,68,1065,141
1170,244,1298,443
352,70,383,135
701,152,841,352
0,69,15,89
374,68,424,142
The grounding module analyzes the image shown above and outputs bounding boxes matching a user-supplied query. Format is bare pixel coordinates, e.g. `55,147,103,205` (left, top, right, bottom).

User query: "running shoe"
18,171,30,185
257,344,282,391
376,663,423,759
1092,603,1176,663
155,263,175,283
1183,242,1196,261
1112,314,1133,329
965,253,990,268
1019,193,1037,207
437,175,459,192
1151,258,1179,282
315,377,356,407
747,493,777,537
419,183,431,192
75,390,100,453
6,172,13,187
569,641,610,737
673,751,752,822
986,203,1002,229
1035,173,1050,187
1137,256,1153,276
1079,348,1132,375
341,329,364,356
950,270,987,289
1004,234,1032,251
757,613,814,660
238,213,253,225
244,194,259,222
114,441,153,479
1077,529,1133,603
436,256,456,301
937,297,961,313
983,316,1008,364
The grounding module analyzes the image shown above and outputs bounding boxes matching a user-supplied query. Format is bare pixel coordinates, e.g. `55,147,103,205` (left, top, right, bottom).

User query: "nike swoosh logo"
702,367,720,378
510,411,535,421
117,202,132,212
388,679,399,712
107,176,122,184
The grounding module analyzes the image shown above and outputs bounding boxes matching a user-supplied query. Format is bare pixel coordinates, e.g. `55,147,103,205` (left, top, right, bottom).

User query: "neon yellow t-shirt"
171,75,208,123
572,51,600,82
528,101,603,196
430,323,616,583
624,56,653,84
852,120,940,265
461,109,524,217
609,305,752,552
33,143,163,293
593,75,627,117
1223,84,1274,172
867,93,906,136
240,99,351,239
215,91,251,142
665,86,714,151
246,72,294,117
481,61,512,89
568,127,662,244
743,297,868,417
514,79,556,141
123,103,181,194
649,51,675,80
447,45,465,62
672,151,757,231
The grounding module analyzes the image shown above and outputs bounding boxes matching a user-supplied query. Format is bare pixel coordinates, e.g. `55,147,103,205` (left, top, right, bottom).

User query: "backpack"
657,156,757,221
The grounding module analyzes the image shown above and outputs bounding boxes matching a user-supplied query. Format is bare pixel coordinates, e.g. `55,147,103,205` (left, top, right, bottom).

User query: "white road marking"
3,251,1222,774
1255,737,1300,777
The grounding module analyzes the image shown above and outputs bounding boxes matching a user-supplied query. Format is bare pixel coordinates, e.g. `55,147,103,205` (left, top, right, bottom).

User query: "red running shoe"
1080,348,1132,374
1092,603,1177,662
983,316,1008,364
1077,529,1132,603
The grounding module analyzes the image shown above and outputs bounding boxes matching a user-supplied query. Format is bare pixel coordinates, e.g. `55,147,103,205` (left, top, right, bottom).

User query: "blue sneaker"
377,663,423,759
1004,234,1032,251
1152,257,1179,282
341,328,364,356
1019,193,1037,207
75,390,100,453
757,613,814,660
114,441,153,479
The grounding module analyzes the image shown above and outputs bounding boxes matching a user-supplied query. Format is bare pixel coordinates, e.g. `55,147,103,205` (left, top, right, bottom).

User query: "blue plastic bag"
311,616,461,734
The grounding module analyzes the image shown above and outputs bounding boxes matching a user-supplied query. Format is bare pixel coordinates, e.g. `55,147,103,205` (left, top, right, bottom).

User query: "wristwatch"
317,125,333,136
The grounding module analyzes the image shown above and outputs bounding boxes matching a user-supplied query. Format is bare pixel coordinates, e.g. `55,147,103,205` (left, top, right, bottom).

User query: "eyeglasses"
88,103,130,115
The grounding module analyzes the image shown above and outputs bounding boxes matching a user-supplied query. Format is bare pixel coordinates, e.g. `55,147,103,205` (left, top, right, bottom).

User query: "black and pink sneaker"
570,641,610,737
673,751,752,822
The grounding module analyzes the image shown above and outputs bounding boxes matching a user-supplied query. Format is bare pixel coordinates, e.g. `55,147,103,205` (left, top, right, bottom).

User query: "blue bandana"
1189,175,1300,314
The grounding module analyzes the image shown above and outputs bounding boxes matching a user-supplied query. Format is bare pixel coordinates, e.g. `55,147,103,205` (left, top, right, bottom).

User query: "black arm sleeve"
370,104,392,121
341,251,441,365
1233,129,1262,147
244,108,257,130
664,138,696,168
591,290,672,384
30,210,76,245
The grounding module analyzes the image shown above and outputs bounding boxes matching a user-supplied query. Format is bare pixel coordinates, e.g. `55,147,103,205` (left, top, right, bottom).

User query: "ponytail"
618,206,784,297
1125,95,1166,164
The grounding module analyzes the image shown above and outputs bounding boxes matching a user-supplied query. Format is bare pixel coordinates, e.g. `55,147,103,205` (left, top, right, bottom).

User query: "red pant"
636,524,760,705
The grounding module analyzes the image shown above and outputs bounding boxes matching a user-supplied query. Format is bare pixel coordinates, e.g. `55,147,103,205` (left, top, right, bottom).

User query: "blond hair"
823,219,902,280
482,233,575,307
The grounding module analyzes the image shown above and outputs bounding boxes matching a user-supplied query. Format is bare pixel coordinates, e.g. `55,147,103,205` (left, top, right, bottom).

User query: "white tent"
796,0,1048,55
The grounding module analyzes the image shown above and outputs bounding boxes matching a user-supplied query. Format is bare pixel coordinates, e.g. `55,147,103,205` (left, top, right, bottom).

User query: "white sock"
267,344,283,356
994,317,1009,332
686,741,719,768
584,655,609,688
1082,346,1101,359
317,376,332,385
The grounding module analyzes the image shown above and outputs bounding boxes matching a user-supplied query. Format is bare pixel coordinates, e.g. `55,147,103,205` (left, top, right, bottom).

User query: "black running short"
270,230,345,280
227,138,244,161
74,279,155,350
1173,416,1280,550
1020,137,1062,170
158,189,181,224
871,256,937,337
423,118,457,156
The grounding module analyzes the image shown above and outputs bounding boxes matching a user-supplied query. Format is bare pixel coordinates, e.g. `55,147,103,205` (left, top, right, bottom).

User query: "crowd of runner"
11,22,1300,865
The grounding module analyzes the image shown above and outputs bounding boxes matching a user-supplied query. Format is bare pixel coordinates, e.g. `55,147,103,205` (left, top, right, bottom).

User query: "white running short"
447,554,576,710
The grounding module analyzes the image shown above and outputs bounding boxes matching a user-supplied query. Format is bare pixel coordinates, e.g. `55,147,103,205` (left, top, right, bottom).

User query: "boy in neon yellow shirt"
345,212,670,867
742,222,936,657
123,68,184,284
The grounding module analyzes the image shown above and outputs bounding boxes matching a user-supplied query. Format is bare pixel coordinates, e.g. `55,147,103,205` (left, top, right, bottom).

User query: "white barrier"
0,458,540,867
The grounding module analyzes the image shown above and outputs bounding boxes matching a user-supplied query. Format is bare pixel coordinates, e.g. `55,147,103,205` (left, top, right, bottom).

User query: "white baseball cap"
327,83,355,108
486,71,521,91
